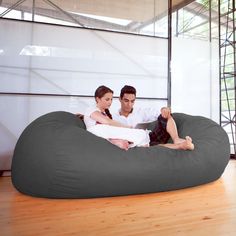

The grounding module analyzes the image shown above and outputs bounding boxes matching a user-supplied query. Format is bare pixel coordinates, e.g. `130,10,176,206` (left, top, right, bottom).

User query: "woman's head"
94,85,113,110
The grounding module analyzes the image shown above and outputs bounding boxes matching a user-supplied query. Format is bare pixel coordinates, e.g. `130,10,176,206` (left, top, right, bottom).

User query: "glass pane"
0,0,169,37
171,0,220,120
0,19,168,98
172,0,213,40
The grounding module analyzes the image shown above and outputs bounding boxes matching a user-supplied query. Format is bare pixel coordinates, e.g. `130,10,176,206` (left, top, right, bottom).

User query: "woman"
84,85,150,150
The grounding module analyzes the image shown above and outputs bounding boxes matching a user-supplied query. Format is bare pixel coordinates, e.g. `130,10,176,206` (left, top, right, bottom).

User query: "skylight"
72,12,132,26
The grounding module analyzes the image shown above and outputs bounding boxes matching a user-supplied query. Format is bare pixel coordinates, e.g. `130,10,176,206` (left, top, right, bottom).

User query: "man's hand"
161,107,171,119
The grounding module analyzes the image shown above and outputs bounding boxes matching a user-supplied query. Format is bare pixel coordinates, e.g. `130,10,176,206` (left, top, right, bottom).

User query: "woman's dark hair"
94,85,113,119
120,85,136,98
94,85,113,98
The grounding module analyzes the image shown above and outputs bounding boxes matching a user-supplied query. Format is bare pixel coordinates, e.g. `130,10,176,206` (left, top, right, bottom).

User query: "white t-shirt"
112,107,160,128
84,106,150,147
84,105,101,129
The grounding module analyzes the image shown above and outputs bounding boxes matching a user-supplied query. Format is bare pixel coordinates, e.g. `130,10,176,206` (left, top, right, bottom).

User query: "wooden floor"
0,160,236,236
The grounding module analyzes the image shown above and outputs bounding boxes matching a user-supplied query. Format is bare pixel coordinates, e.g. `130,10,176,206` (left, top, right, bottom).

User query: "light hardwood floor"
0,160,236,236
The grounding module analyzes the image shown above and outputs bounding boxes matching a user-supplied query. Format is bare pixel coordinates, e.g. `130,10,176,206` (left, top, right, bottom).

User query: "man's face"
119,93,136,113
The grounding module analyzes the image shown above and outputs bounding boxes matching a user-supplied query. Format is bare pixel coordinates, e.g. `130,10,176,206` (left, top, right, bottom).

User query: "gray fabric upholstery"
11,111,230,198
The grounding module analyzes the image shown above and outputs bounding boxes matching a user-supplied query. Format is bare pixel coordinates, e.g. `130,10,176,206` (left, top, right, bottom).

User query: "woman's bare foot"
108,139,129,150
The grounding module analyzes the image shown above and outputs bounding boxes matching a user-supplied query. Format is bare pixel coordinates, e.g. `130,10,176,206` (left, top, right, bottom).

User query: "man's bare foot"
108,139,129,150
186,136,193,143
177,136,194,150
174,137,188,144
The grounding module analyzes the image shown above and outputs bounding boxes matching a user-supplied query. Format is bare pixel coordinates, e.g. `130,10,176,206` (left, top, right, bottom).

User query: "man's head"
119,85,136,115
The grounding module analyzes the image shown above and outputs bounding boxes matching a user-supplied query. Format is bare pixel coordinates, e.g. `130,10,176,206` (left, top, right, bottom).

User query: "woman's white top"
84,106,150,148
84,106,101,129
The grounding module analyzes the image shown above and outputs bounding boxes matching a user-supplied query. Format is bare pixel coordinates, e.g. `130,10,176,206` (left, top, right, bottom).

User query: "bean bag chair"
11,111,230,198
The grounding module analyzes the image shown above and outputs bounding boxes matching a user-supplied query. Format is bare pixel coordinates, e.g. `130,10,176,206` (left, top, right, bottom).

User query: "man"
113,85,194,150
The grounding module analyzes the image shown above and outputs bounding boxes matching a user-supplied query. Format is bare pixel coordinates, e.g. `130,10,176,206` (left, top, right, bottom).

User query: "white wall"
171,37,219,122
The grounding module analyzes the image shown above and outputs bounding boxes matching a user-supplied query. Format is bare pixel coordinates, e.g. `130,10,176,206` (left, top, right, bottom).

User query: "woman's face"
96,92,113,110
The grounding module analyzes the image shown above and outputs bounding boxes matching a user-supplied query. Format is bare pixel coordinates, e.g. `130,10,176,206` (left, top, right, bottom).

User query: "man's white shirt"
112,107,160,128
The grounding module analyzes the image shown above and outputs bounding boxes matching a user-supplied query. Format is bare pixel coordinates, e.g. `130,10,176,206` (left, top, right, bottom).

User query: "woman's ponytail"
105,109,112,119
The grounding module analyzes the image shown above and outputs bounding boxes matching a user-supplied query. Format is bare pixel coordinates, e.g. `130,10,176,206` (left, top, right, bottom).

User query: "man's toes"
185,136,192,142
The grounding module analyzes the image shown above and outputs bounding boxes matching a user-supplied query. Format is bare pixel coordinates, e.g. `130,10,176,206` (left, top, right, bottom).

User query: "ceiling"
1,0,195,22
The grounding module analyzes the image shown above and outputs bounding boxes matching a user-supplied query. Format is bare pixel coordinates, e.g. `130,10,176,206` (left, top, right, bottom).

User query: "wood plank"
0,160,235,236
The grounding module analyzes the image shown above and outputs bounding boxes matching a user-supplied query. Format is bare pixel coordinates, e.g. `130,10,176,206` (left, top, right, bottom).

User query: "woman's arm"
90,111,131,128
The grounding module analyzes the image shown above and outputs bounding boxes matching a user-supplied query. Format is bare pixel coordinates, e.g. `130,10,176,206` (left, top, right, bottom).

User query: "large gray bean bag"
11,111,230,198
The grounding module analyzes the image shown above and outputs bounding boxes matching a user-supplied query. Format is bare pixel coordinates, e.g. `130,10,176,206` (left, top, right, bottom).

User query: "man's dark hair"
120,85,136,98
